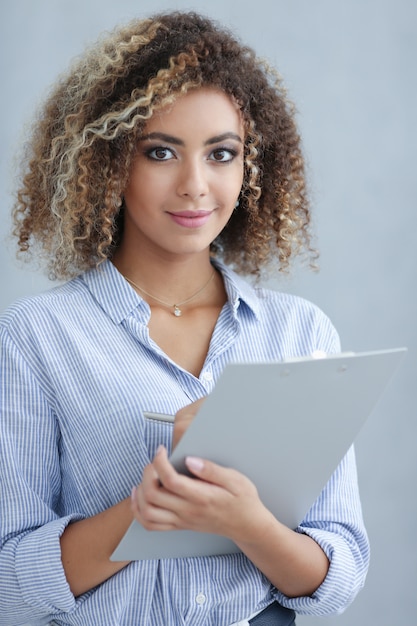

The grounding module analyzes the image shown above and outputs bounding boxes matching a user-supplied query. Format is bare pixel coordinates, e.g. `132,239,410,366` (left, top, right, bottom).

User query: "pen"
143,411,175,423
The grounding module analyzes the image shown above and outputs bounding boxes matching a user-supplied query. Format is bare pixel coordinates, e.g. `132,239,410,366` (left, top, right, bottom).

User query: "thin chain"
124,270,216,317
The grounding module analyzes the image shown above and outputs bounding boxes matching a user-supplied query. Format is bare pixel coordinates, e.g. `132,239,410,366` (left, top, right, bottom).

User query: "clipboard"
112,347,406,561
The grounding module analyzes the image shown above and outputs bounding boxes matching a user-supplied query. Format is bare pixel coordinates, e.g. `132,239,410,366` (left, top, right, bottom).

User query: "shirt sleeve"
272,445,370,615
0,326,79,625
270,305,369,615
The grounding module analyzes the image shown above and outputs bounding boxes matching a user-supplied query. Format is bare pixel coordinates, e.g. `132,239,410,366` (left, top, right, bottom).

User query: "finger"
151,447,221,509
140,460,161,496
140,447,194,511
152,445,190,495
185,456,254,496
131,487,179,531
131,478,183,531
173,398,206,448
175,397,206,421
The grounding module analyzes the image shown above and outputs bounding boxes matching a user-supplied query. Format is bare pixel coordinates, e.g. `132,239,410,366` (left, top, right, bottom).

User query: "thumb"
185,456,206,475
185,457,256,497
185,456,231,489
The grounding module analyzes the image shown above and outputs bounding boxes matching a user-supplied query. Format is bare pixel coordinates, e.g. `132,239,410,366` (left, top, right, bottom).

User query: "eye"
209,147,237,163
146,146,175,161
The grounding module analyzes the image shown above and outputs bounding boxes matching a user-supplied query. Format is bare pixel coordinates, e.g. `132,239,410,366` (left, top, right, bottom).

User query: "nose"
176,159,209,200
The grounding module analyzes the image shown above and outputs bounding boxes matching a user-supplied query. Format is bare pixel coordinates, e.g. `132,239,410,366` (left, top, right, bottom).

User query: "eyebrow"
139,132,243,146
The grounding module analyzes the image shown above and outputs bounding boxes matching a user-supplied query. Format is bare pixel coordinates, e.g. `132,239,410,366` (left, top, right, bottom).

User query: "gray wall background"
1,1,415,624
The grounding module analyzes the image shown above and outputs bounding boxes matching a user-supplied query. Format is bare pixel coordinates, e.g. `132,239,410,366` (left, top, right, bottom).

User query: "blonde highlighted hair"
13,11,316,279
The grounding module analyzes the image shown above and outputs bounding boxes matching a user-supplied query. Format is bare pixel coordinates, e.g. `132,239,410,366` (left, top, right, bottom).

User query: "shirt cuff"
15,514,82,614
272,528,367,616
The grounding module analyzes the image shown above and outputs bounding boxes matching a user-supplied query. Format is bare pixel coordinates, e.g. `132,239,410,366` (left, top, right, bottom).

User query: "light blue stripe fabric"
0,259,369,625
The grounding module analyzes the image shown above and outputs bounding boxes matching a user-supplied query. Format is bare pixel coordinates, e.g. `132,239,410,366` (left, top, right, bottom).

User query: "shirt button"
202,371,213,382
195,593,207,605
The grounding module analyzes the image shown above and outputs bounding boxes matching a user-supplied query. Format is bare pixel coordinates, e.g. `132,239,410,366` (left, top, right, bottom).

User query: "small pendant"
173,305,182,317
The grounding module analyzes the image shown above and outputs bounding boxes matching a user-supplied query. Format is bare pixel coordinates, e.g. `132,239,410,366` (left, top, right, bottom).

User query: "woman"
0,11,369,626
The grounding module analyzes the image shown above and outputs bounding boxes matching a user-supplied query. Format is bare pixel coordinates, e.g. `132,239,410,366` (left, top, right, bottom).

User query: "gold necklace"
124,270,216,317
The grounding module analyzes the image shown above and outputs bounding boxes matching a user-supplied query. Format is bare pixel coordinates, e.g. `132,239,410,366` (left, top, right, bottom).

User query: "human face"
121,88,245,261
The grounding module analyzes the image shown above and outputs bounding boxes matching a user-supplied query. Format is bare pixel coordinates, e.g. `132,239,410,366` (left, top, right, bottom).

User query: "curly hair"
13,11,316,279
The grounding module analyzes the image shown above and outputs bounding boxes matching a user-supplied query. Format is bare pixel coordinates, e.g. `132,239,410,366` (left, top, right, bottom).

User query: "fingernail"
131,485,137,503
185,456,204,473
156,444,164,455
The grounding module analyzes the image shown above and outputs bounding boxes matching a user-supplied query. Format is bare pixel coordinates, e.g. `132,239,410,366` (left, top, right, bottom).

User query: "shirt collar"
211,258,261,321
80,260,147,324
80,258,261,325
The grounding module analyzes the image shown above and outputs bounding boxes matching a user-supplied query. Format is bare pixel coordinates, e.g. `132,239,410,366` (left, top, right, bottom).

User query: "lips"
167,210,213,229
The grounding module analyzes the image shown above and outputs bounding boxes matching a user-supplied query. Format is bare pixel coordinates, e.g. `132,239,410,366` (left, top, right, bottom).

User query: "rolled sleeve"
273,446,370,615
1,516,82,625
0,326,79,624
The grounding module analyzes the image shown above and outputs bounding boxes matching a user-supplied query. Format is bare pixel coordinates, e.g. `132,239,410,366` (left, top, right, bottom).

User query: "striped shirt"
0,259,369,626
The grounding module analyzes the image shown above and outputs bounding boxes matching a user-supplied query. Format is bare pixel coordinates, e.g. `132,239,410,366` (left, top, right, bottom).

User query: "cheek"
213,161,244,195
233,159,245,190
224,167,244,199
124,170,165,211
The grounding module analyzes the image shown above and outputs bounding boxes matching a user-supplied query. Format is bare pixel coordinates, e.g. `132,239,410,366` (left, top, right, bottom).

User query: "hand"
172,397,206,449
131,445,270,542
131,448,330,597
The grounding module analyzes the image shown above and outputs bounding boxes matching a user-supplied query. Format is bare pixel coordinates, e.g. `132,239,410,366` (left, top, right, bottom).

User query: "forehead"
144,88,244,136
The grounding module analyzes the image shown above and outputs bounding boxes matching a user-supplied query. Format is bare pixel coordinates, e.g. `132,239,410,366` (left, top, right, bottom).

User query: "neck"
112,250,217,307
